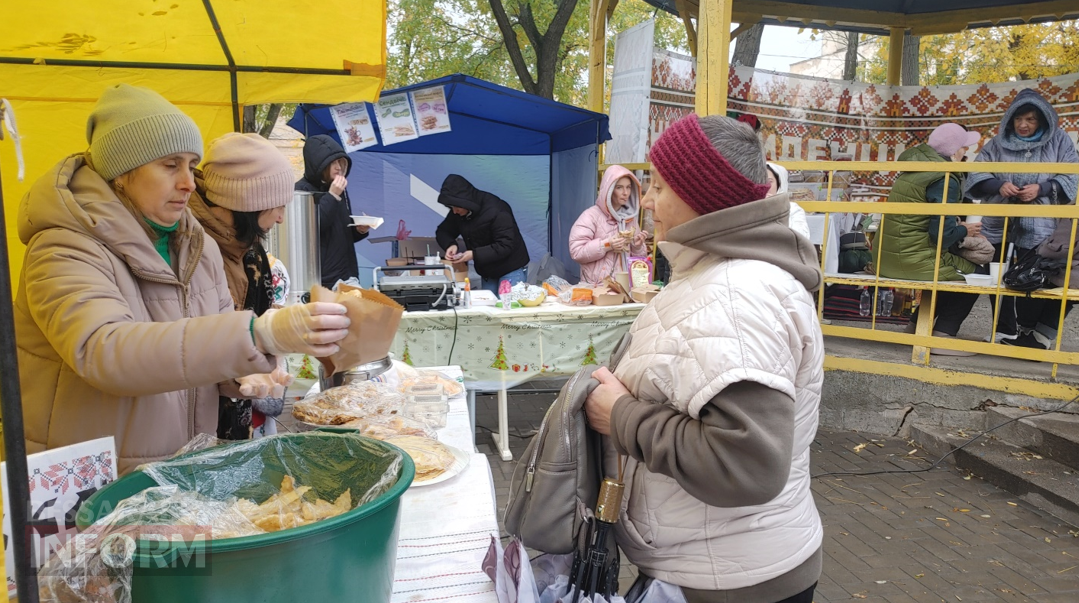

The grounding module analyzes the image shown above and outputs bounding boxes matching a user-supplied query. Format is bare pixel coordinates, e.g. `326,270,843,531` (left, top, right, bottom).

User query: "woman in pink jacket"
569,165,648,285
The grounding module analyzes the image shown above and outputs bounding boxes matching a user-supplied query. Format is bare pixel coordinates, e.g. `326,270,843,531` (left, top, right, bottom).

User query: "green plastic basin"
75,433,415,603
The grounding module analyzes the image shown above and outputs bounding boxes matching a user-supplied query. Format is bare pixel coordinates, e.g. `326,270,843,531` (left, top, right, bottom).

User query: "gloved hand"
235,364,295,398
252,302,350,357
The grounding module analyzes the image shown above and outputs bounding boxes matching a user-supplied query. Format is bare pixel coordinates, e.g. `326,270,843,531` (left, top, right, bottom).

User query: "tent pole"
0,146,40,602
202,0,241,131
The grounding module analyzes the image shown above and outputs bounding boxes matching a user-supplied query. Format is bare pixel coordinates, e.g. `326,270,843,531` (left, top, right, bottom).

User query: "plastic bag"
142,432,402,508
43,433,403,603
38,485,265,603
339,414,437,440
291,380,406,425
543,275,572,297
399,369,465,397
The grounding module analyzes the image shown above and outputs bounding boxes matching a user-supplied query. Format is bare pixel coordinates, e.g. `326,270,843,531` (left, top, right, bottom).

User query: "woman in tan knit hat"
14,84,350,473
188,132,298,439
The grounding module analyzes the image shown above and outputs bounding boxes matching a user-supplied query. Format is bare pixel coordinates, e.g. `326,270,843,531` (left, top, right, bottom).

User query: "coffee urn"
267,191,321,305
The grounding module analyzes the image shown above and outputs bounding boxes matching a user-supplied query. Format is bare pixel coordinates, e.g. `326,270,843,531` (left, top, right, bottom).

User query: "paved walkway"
474,388,1079,602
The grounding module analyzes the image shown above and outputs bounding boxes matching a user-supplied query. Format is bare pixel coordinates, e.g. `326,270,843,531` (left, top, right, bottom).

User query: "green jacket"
876,145,976,281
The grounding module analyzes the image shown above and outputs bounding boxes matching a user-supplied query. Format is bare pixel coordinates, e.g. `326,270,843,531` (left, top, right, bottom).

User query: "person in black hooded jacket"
295,135,369,288
435,174,530,293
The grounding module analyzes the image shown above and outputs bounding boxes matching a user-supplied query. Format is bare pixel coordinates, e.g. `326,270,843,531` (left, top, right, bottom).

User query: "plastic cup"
965,215,983,224
989,262,1007,281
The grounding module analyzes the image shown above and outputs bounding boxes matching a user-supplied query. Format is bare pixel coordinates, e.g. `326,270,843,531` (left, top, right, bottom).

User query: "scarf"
188,190,253,310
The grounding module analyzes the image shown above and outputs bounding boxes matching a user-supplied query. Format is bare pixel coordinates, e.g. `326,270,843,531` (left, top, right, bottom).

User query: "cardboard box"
631,289,658,303
592,291,624,306
442,259,468,282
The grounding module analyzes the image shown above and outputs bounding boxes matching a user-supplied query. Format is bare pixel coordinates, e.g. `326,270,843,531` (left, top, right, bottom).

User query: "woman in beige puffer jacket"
14,84,349,473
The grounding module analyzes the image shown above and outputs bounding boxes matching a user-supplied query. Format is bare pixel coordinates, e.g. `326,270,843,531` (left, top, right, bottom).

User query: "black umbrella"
570,477,624,602
0,99,41,602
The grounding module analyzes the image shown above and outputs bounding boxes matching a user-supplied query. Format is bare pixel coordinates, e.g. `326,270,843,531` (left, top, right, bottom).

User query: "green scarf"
146,219,179,265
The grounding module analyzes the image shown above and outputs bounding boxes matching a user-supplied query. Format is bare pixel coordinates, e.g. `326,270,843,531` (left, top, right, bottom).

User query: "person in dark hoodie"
295,134,370,288
584,114,823,603
434,174,530,293
966,89,1079,349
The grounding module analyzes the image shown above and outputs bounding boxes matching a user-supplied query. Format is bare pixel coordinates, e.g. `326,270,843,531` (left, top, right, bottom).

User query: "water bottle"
859,287,872,317
879,289,893,317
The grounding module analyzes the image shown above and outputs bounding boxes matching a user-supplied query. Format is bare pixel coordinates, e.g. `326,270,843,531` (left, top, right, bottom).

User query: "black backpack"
1003,248,1066,292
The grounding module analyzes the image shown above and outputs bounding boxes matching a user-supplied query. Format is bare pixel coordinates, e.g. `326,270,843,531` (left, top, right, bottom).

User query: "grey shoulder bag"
502,334,632,554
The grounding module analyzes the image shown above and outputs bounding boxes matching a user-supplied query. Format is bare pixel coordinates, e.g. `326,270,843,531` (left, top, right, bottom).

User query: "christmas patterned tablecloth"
390,302,646,390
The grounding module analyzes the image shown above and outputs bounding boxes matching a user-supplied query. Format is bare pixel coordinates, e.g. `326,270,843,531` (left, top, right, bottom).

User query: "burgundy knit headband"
649,114,770,215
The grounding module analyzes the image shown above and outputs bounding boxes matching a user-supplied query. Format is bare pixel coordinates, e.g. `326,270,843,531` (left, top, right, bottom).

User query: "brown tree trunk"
843,31,859,81
259,104,283,139
487,0,578,98
242,105,258,133
731,23,764,68
901,32,920,86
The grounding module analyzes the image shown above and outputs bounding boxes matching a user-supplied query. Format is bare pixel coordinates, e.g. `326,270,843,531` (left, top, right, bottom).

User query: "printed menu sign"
410,86,452,136
329,103,378,152
375,93,419,145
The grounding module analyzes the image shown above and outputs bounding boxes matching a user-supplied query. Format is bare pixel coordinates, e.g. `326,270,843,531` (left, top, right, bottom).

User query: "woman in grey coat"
966,88,1079,349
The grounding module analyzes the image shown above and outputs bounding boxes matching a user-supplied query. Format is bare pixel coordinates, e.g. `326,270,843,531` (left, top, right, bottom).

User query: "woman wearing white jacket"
585,115,823,603
767,162,812,240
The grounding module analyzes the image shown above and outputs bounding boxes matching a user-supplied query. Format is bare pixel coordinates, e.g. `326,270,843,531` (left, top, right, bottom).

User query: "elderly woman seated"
876,123,992,355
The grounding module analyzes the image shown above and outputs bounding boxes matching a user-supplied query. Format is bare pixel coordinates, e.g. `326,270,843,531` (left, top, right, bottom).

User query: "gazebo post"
887,26,905,86
695,0,733,116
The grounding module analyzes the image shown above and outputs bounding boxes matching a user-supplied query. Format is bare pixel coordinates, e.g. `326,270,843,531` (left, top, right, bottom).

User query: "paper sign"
2,436,118,598
375,93,419,145
409,86,451,136
329,103,378,153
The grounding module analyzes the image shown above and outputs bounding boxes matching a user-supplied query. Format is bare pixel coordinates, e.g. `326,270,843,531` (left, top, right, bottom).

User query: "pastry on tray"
384,435,456,482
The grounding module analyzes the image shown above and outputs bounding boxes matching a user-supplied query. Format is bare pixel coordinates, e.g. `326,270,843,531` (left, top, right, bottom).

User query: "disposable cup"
989,262,1007,281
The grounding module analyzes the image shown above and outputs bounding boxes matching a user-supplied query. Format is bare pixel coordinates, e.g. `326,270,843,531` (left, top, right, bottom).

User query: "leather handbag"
1003,248,1066,292
503,334,632,554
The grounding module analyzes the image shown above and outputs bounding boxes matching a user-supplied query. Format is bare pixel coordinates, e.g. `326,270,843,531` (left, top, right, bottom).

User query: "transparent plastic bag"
141,432,402,508
38,485,264,603
42,433,404,603
339,414,437,440
291,380,406,425
544,275,572,294
398,369,464,397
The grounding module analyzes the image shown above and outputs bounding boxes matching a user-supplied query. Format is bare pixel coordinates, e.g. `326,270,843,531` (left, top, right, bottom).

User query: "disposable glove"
235,363,295,399
253,302,350,357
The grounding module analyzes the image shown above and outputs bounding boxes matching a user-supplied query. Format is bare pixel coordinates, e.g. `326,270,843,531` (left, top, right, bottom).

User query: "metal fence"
601,159,1079,380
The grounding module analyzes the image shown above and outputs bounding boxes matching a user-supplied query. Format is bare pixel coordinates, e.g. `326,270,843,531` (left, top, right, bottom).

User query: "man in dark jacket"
295,135,369,288
435,174,530,293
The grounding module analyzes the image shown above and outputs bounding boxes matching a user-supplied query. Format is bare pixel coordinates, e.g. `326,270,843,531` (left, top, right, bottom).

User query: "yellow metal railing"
601,159,1079,379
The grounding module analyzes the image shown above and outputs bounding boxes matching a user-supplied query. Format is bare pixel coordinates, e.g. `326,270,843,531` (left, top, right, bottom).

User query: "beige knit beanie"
87,84,204,181
201,133,295,212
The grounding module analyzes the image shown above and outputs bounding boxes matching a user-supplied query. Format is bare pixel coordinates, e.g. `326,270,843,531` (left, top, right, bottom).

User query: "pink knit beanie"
201,133,295,212
648,114,770,215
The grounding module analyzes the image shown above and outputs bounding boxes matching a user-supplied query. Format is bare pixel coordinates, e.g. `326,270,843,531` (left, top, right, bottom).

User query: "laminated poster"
410,86,452,136
3,436,118,598
375,93,419,145
329,102,378,153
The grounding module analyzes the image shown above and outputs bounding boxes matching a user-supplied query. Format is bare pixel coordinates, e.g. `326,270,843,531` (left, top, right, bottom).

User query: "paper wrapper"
312,284,404,376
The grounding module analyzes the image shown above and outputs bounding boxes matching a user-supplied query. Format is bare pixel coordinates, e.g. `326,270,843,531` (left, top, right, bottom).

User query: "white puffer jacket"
608,195,825,591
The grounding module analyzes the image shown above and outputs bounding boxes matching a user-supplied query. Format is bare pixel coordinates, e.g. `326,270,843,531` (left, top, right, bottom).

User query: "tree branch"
517,4,544,50
487,0,537,93
258,104,282,138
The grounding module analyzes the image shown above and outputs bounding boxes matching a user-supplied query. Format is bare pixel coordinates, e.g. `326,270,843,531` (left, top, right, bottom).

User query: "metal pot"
318,356,392,391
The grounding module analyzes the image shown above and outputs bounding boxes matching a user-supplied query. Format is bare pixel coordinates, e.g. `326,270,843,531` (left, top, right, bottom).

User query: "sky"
729,25,823,73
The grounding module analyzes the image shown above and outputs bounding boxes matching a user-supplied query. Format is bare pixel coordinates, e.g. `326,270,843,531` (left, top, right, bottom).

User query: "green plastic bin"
75,432,415,603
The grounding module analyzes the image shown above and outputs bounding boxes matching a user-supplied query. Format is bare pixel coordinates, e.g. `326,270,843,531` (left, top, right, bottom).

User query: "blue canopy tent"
287,74,611,284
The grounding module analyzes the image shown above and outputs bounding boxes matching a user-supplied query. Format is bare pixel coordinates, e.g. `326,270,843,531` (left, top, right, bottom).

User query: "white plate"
350,215,384,229
409,444,470,487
